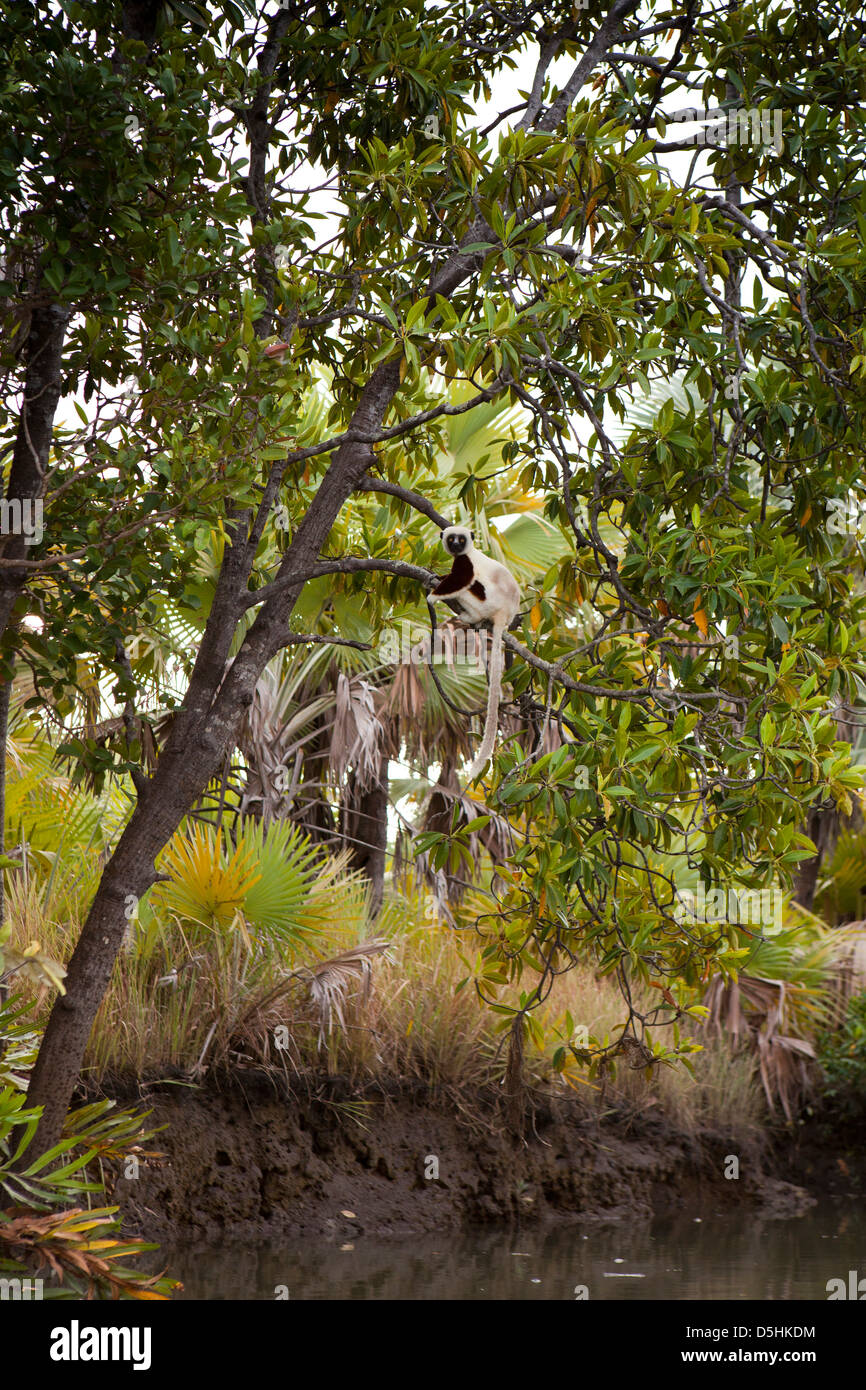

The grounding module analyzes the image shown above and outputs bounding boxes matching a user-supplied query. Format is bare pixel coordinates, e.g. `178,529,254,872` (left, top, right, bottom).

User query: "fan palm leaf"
155,824,260,934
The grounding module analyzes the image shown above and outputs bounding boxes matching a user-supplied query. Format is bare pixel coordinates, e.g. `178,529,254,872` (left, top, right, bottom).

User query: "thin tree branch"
241,557,438,611
283,631,372,650
355,475,451,530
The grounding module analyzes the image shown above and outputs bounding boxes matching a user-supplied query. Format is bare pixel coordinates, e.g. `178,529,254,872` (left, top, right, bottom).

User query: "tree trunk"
0,303,70,638
794,703,855,914
341,748,389,916
793,804,837,914
23,0,634,1159
25,359,402,1158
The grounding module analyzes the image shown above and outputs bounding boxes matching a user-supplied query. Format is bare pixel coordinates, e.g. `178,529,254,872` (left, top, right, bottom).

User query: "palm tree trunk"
341,749,389,916
793,804,837,913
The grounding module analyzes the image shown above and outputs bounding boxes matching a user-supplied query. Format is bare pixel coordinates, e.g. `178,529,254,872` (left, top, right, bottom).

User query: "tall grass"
6,874,765,1145
525,957,765,1139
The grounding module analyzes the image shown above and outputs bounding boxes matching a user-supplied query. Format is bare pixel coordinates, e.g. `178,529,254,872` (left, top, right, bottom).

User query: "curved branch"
247,555,746,709
283,631,372,650
355,475,451,531
241,556,438,611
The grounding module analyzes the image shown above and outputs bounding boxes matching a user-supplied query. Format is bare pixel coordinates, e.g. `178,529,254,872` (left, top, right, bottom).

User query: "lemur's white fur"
429,526,521,779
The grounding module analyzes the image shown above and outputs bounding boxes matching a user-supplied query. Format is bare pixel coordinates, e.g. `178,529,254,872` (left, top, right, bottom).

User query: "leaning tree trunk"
23,0,636,1162
25,358,403,1159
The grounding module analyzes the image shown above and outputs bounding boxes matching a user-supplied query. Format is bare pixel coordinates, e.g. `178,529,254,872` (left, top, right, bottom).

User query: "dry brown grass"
7,884,765,1142
528,957,765,1139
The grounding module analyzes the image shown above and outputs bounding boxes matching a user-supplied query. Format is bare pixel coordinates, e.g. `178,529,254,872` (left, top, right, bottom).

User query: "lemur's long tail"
467,624,505,780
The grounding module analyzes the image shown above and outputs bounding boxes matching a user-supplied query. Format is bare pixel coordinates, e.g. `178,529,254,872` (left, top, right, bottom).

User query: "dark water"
161,1203,866,1300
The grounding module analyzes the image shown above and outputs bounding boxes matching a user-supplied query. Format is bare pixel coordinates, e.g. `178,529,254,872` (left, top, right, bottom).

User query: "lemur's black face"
443,526,471,556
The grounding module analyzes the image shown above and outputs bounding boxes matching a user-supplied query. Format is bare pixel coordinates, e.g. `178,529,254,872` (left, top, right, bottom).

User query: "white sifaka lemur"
429,525,521,780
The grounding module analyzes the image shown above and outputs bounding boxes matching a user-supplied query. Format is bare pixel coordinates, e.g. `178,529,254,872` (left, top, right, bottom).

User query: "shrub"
816,992,866,1123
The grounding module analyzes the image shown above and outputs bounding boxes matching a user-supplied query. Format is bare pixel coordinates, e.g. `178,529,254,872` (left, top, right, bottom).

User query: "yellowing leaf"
4,943,67,993
456,146,475,182
585,193,599,250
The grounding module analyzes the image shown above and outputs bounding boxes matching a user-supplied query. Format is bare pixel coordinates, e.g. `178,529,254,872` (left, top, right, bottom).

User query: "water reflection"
162,1204,864,1300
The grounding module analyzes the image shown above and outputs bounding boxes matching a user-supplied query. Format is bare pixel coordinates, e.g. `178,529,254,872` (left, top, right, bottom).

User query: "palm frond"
300,938,391,1047
331,674,384,789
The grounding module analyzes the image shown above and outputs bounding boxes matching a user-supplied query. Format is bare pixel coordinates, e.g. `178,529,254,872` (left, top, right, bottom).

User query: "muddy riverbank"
96,1071,859,1245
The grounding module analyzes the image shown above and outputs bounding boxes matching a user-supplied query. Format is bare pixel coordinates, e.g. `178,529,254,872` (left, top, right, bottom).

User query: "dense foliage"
0,0,865,1166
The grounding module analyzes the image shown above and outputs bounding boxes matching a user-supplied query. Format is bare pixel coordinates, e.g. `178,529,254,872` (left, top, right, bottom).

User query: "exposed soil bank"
97,1072,858,1245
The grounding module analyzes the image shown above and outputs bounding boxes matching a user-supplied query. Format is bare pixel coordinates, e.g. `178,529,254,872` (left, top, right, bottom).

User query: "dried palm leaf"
827,921,866,1022
298,937,391,1048
238,652,335,823
704,971,822,1118
331,674,384,791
